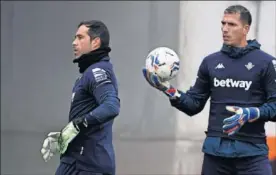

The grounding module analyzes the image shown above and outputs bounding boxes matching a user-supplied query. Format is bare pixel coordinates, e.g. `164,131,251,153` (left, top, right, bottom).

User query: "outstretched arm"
143,58,210,116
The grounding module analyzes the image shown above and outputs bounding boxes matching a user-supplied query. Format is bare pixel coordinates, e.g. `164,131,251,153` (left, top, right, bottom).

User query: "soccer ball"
145,47,180,82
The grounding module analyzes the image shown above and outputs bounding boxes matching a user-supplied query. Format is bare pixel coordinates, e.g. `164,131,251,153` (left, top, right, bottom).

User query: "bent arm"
84,82,120,125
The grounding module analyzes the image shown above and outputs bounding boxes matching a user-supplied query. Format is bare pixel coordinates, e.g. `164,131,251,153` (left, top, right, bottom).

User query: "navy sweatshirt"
170,40,276,157
60,57,120,174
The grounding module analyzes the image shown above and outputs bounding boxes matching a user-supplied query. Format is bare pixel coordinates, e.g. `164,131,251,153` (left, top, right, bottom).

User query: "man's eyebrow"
74,34,83,38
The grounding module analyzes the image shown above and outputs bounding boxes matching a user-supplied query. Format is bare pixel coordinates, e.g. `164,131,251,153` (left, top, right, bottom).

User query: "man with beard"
41,20,120,175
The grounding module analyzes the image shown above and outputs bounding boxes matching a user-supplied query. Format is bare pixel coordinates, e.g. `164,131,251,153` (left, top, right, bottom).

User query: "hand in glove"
58,117,88,154
41,132,61,162
142,68,180,98
223,106,260,136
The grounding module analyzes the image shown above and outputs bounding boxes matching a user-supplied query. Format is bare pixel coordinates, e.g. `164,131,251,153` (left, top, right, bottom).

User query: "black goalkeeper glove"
72,116,88,132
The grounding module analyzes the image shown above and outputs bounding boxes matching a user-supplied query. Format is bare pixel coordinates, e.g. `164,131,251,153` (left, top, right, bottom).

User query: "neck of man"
234,38,248,48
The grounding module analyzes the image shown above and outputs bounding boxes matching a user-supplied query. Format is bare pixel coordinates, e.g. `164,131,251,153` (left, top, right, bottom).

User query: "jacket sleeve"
258,59,276,122
170,58,211,116
83,67,120,125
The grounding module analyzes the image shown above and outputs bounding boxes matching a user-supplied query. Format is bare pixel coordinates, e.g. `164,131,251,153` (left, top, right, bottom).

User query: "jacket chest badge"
245,62,254,70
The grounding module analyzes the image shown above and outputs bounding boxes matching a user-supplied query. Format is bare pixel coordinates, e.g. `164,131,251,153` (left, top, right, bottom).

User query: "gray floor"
1,130,204,175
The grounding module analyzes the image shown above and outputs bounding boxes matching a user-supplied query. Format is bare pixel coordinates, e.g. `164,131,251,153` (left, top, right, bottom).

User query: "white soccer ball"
145,47,180,82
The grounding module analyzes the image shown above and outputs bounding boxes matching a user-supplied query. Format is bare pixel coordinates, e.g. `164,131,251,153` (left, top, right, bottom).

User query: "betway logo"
214,78,252,91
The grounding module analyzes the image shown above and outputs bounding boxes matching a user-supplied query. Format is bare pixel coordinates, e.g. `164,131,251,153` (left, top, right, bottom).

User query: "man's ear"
243,25,250,35
92,37,101,48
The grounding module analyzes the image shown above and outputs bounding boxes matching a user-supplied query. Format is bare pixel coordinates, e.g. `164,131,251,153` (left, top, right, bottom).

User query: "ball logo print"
151,54,160,71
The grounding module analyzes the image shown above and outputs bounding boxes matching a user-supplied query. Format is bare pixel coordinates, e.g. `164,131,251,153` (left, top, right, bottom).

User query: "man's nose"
72,39,77,46
222,25,229,32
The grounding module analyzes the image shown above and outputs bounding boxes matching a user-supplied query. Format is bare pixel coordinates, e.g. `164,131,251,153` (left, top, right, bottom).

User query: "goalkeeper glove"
41,132,61,162
58,116,88,154
223,106,260,136
142,68,180,98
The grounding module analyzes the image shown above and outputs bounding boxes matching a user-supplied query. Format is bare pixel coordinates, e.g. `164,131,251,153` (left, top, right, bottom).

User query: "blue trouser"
55,162,112,175
201,153,272,175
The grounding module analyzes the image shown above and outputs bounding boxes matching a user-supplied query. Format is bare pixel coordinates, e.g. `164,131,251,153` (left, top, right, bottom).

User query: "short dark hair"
78,20,110,47
224,5,252,26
